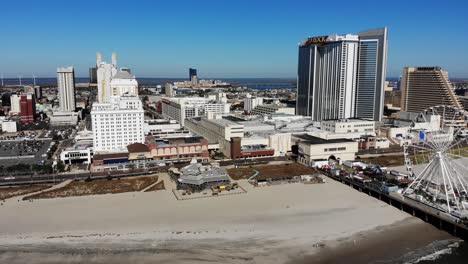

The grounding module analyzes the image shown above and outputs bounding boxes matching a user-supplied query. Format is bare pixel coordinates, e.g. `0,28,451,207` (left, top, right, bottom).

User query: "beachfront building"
60,130,94,164
91,95,144,152
161,97,230,126
92,152,129,172
400,66,462,113
297,28,388,121
292,134,358,165
176,162,230,191
145,135,209,163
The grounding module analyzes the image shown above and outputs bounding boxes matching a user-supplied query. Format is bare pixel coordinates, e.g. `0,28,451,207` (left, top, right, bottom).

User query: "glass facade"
356,40,378,119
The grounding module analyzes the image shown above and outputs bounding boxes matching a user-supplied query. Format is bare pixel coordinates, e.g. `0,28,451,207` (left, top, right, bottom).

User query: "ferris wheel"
402,105,468,214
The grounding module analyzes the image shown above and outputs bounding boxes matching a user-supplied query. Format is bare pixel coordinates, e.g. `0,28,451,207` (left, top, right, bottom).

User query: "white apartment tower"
91,95,144,152
96,52,118,103
244,93,264,114
10,94,21,114
57,66,76,112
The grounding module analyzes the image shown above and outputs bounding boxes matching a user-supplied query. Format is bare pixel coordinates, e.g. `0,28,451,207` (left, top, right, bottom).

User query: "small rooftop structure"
113,70,135,79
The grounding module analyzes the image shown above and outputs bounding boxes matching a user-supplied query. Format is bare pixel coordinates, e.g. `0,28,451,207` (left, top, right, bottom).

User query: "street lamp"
52,165,56,184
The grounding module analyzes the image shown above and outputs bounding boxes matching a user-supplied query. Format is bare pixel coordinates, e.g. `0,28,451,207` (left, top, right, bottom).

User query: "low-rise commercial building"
143,119,181,135
92,152,129,172
176,162,230,191
60,130,93,164
146,135,209,162
60,140,93,164
185,115,300,158
127,143,152,162
292,134,358,165
251,103,295,115
357,135,390,149
49,111,79,126
321,119,375,134
0,118,17,132
161,97,230,126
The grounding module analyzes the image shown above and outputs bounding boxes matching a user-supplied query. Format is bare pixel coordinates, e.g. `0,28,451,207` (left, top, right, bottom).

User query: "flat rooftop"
146,136,205,147
321,118,374,123
293,134,355,144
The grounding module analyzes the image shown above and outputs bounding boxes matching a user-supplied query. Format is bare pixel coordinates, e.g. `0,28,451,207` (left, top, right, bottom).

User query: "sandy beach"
0,177,455,263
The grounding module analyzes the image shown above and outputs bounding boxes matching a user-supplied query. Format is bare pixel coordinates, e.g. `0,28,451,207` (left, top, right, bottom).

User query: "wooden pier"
325,172,468,241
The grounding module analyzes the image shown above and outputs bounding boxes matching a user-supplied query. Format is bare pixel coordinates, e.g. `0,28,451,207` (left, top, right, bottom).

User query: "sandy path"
4,180,72,203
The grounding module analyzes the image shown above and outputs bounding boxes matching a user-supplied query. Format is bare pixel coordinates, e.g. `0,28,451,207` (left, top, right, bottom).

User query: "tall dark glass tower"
189,68,197,79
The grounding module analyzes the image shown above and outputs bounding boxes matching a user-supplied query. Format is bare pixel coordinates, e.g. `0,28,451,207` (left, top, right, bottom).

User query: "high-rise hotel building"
91,95,144,152
57,66,76,112
297,27,388,121
400,66,462,113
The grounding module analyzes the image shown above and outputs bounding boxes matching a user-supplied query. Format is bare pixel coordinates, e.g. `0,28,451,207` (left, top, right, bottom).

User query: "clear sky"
0,0,467,78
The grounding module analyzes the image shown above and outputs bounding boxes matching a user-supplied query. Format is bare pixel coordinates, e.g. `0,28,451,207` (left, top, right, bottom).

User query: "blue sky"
0,0,467,78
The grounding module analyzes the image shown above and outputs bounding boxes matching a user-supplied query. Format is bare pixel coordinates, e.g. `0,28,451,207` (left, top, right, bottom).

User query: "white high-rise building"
297,28,388,121
96,52,118,103
91,95,144,152
161,97,231,126
244,93,263,114
165,83,175,97
57,66,76,112
110,69,138,97
10,94,21,114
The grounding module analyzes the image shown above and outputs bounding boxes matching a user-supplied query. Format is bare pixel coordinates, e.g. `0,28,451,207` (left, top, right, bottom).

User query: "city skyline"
1,0,468,78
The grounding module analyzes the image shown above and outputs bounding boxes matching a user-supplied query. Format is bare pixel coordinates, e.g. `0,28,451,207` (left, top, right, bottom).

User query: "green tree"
56,161,65,172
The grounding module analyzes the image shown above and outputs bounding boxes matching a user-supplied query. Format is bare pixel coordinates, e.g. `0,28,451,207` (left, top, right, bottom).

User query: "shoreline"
289,217,457,264
0,217,456,264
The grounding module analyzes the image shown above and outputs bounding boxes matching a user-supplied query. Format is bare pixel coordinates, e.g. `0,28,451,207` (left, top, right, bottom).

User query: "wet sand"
288,217,456,264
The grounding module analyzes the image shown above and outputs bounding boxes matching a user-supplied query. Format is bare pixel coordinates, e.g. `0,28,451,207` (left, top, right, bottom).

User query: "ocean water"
380,240,468,264
409,240,468,264
0,77,296,89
